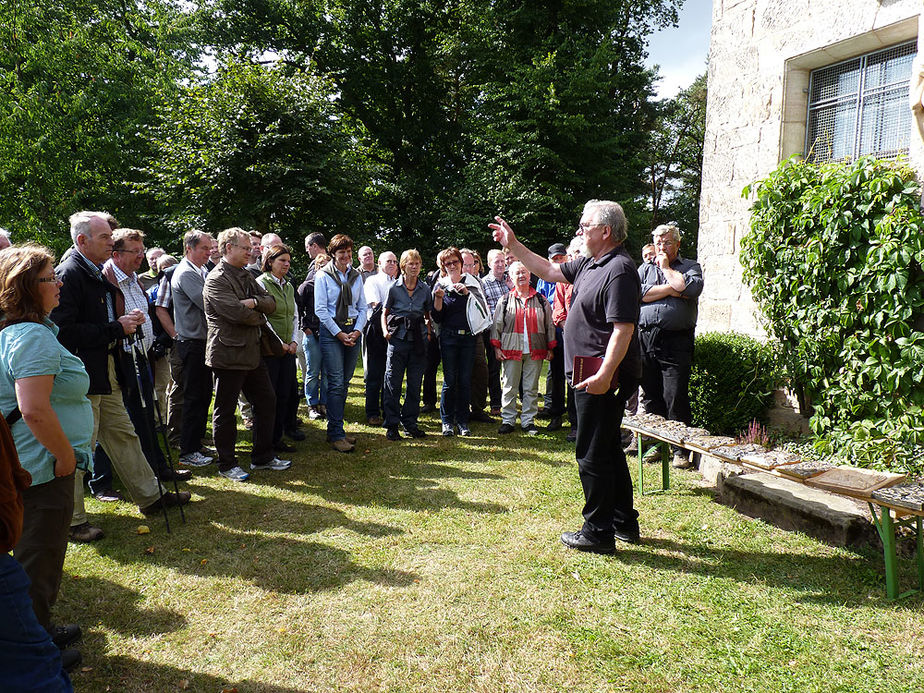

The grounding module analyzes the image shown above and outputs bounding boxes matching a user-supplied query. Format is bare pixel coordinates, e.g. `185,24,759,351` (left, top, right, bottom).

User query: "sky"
645,0,714,98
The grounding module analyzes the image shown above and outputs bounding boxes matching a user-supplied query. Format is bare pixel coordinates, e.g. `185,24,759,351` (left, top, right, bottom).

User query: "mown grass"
59,375,924,691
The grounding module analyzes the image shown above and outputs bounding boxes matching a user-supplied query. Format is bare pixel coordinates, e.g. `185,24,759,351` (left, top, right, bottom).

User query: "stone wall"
698,0,922,336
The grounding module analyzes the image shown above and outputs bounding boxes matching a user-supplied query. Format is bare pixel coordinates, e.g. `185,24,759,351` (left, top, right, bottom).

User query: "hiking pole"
127,331,171,533
137,337,185,524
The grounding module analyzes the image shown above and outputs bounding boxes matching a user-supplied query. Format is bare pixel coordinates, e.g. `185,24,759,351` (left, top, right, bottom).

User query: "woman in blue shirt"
0,243,93,678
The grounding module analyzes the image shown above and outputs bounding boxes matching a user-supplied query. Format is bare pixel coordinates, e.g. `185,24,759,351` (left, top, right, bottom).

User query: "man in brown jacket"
203,228,291,481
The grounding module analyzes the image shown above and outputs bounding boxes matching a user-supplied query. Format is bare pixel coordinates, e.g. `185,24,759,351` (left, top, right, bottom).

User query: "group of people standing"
0,199,701,685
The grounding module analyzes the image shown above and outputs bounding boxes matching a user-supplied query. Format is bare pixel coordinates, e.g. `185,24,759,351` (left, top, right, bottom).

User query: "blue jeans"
302,332,326,407
383,336,426,430
320,327,360,441
439,330,475,426
0,554,72,692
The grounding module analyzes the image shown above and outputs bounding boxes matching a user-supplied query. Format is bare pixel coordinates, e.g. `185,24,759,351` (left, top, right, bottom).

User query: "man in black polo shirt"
490,199,642,554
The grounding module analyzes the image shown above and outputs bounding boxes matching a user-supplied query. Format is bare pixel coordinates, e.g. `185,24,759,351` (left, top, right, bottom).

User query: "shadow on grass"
88,499,419,595
72,655,307,693
61,575,188,638
612,535,902,607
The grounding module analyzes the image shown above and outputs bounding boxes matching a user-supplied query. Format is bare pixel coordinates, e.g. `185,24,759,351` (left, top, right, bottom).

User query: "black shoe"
158,467,192,482
386,428,401,441
141,491,192,515
60,648,82,673
274,440,297,452
560,530,615,555
523,423,539,436
421,404,436,413
565,428,577,443
285,429,306,441
613,527,641,545
536,409,553,420
91,488,124,503
404,427,427,438
469,409,494,423
498,423,515,434
546,416,563,431
52,624,82,649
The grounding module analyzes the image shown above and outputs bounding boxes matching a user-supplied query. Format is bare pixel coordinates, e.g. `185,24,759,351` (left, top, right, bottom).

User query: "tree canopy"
0,0,690,260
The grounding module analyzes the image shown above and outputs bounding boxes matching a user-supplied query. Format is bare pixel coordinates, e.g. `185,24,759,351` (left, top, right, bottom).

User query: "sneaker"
498,423,515,434
308,406,323,420
457,424,471,437
219,466,250,481
69,522,104,543
199,446,216,457
326,434,357,445
672,452,694,469
251,457,292,471
441,424,454,437
386,428,402,441
523,423,539,435
331,439,355,453
179,451,213,467
242,417,254,430
141,491,192,515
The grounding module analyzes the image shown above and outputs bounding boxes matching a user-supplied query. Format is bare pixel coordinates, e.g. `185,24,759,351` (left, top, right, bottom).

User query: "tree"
641,72,706,257
140,60,371,246
0,0,196,252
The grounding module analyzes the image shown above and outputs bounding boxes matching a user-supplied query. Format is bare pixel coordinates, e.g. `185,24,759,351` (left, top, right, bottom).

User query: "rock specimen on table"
871,483,924,512
684,434,736,451
774,460,836,481
709,443,770,462
806,466,905,498
740,449,801,471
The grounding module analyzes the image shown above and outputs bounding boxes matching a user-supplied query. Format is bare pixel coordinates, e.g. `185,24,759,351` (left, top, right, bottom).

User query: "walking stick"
135,335,186,524
126,331,172,532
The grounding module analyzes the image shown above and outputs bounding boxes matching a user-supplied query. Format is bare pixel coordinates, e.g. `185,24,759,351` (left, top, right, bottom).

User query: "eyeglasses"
443,260,460,268
38,277,59,283
577,222,605,232
115,248,146,256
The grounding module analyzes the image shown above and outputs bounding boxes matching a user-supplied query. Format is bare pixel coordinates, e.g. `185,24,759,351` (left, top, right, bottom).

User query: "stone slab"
703,466,877,548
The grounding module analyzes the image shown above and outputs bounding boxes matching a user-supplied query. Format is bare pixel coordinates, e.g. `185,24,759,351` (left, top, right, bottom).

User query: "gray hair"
583,200,627,244
145,247,164,263
486,249,504,265
567,236,583,257
652,224,681,244
157,254,178,271
69,211,99,244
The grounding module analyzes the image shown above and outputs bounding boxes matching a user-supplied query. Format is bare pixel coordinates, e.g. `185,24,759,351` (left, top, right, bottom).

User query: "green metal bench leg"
661,444,670,491
917,516,924,593
880,507,899,600
636,435,669,496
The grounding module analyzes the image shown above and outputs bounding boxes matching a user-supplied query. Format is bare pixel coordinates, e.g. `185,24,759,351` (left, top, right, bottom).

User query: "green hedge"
689,331,778,435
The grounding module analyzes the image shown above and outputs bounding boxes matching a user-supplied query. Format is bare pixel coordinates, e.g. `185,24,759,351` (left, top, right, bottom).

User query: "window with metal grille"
805,41,917,163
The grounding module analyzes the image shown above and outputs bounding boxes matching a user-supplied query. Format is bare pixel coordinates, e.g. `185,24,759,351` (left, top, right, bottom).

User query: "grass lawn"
59,376,924,692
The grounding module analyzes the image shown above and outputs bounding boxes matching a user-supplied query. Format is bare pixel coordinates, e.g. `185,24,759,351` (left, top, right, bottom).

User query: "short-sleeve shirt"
0,320,93,485
559,245,642,383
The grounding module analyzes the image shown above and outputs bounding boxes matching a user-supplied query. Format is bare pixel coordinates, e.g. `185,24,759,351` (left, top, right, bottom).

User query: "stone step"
697,453,878,548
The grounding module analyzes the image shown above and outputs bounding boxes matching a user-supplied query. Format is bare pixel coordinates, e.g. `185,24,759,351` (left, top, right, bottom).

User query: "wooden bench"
622,415,923,600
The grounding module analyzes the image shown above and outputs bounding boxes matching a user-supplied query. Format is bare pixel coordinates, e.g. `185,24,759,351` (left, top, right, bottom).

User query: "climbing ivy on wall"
741,156,924,473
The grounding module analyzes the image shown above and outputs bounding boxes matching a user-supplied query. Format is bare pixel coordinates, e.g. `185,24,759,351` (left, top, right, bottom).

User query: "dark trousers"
573,378,639,542
0,554,72,692
383,336,426,430
364,331,388,419
545,327,566,416
13,473,75,632
639,328,694,424
118,350,169,477
178,339,212,456
264,353,296,444
470,333,488,413
439,330,475,426
485,337,502,409
422,331,441,407
212,363,276,471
